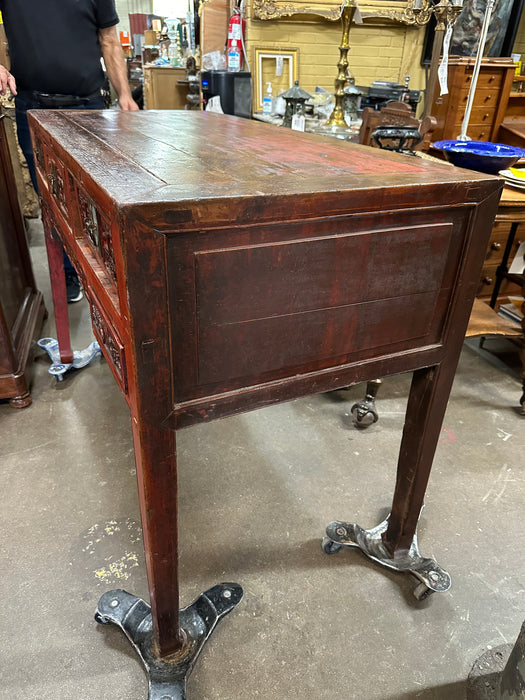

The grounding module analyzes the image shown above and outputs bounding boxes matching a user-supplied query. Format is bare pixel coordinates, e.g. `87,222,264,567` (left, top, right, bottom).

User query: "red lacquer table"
29,110,501,697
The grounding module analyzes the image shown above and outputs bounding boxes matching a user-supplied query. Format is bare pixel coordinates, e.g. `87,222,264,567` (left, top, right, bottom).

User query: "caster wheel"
322,537,342,555
94,612,111,625
413,582,434,601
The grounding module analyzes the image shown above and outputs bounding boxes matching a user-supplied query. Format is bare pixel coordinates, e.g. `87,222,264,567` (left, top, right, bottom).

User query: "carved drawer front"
45,155,69,216
87,288,127,394
77,188,117,286
33,136,71,217
33,135,46,178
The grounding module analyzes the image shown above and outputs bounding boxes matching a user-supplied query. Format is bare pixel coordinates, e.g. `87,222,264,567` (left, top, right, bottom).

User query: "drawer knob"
491,242,501,250
482,276,493,286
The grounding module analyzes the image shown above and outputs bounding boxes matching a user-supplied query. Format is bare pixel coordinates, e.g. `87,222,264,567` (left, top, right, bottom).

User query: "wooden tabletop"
500,185,525,205
28,110,501,208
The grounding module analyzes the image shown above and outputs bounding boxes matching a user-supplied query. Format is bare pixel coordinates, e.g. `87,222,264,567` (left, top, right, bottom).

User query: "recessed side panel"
194,223,452,385
169,217,455,400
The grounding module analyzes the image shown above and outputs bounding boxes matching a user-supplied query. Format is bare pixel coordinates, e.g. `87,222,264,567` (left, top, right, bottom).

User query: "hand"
119,95,139,111
0,65,17,96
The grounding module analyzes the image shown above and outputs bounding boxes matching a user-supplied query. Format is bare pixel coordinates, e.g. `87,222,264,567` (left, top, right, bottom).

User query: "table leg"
520,316,525,416
350,378,382,428
42,205,73,364
490,221,519,309
95,421,243,693
323,364,453,600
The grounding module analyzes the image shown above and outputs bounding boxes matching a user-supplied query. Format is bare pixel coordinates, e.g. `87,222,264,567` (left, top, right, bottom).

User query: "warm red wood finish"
29,110,502,657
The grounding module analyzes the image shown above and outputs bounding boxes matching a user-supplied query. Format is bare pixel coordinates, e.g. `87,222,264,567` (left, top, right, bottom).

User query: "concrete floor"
1,217,524,700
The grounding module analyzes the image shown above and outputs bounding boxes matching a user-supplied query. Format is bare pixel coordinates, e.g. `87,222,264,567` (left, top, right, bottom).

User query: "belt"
28,89,102,107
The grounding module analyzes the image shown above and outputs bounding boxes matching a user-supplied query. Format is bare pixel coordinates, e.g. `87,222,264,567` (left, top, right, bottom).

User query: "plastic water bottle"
227,40,241,72
263,82,273,114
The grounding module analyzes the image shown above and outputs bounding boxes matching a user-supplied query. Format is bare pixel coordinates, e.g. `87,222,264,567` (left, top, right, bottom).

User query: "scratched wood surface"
29,110,497,207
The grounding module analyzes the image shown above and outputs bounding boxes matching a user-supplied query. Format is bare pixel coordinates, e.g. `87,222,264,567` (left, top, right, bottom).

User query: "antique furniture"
466,297,523,409
0,113,46,408
143,65,188,109
29,109,501,695
429,57,515,143
486,187,525,412
478,187,525,303
359,101,436,153
497,75,525,149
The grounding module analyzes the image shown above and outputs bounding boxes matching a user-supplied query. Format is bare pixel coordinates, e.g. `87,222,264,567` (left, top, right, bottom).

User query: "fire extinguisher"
227,2,246,62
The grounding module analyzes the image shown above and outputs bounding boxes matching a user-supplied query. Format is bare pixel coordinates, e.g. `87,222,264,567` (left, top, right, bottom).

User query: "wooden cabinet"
29,110,501,670
478,219,523,299
429,57,515,142
477,187,525,302
143,66,189,110
0,113,46,407
496,75,525,148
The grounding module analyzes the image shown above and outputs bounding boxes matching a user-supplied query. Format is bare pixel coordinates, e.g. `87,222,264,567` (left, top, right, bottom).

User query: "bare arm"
0,64,16,95
98,25,138,110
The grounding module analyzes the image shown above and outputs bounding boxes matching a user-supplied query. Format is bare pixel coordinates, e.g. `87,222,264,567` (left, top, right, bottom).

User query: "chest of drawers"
430,57,515,142
29,110,502,690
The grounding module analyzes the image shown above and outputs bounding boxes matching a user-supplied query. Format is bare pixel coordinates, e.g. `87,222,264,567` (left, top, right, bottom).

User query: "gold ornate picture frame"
254,47,299,111
252,0,416,25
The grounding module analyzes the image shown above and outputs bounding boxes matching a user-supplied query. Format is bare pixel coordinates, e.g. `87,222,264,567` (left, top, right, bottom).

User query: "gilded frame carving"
252,0,417,25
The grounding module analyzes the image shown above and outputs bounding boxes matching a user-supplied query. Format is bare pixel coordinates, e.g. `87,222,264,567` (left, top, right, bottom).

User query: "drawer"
452,109,496,129
456,88,500,111
87,287,128,394
478,263,523,298
464,70,504,91
76,186,118,286
485,230,510,265
464,127,492,141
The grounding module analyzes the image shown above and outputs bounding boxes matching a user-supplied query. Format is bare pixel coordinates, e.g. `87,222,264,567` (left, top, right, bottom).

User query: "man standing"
0,0,138,301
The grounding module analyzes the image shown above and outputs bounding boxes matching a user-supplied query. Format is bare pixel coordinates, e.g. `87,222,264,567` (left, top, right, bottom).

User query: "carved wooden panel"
77,187,117,285
88,287,127,393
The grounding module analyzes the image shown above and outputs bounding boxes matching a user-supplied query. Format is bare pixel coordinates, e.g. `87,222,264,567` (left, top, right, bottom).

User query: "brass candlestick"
325,2,356,128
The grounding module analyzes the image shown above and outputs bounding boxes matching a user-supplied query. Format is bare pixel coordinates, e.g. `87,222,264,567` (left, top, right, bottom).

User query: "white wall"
115,0,154,33
152,0,191,16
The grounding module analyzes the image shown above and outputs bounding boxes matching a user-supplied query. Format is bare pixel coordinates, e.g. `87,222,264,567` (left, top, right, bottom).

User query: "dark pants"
15,92,106,274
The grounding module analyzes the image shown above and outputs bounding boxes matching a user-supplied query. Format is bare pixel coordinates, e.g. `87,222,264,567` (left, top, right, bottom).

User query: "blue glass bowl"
432,140,525,175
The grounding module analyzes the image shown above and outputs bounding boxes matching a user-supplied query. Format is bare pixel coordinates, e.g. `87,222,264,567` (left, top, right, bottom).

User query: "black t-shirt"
0,0,119,95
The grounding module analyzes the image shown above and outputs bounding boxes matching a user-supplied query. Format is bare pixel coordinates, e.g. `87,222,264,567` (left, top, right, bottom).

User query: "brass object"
325,2,356,128
405,0,463,31
403,0,464,119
